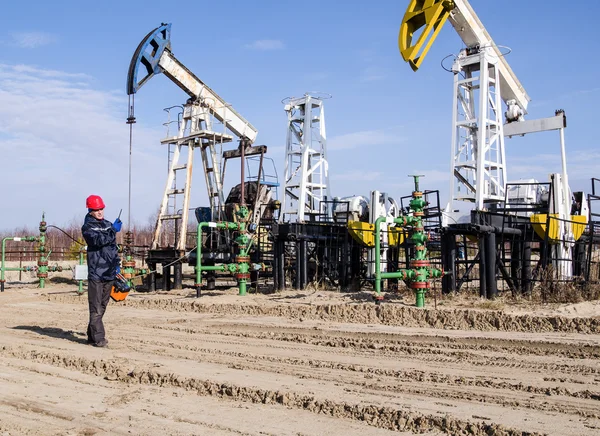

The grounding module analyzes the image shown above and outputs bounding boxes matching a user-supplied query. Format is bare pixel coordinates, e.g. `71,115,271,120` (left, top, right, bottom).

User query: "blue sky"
1,0,599,231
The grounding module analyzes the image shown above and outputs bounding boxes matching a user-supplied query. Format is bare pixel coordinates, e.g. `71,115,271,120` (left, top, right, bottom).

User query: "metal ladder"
152,101,232,251
201,138,225,221
152,137,194,251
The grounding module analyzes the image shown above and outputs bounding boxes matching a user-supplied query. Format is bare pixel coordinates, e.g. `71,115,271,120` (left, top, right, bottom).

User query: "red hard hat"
86,195,105,210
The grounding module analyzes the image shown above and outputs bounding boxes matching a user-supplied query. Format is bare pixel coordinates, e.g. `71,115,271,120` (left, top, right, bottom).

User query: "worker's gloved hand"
116,265,121,275
112,218,122,232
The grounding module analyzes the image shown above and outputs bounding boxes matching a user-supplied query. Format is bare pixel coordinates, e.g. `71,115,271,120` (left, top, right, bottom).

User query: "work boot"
92,339,109,348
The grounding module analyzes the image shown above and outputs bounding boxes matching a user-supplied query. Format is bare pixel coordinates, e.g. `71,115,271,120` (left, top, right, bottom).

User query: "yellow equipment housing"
348,221,406,247
530,214,588,243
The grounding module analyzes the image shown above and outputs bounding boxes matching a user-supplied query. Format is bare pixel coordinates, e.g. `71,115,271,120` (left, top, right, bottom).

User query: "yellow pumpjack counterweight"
399,0,455,71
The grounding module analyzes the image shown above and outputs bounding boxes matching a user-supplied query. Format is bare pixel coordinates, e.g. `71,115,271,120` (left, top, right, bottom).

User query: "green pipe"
121,254,151,291
235,206,251,296
195,220,257,297
236,232,251,296
381,270,414,280
37,215,48,289
374,216,417,295
373,176,444,307
122,255,132,288
1,236,37,292
374,216,386,295
238,279,247,295
78,248,85,295
200,265,227,271
195,222,235,295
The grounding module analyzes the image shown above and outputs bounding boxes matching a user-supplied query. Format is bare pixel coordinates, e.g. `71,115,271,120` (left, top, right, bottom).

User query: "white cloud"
328,128,403,150
0,64,165,231
2,64,90,80
244,39,285,51
11,32,57,48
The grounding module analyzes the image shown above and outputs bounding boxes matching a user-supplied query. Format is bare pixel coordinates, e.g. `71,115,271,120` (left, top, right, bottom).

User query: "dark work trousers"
87,280,113,343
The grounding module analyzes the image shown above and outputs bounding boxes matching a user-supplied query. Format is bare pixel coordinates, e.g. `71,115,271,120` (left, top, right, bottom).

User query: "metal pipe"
2,236,37,292
195,221,252,297
195,223,227,285
443,224,521,236
253,150,265,218
374,216,388,295
240,139,246,207
78,248,85,295
275,239,285,290
375,215,418,293
441,232,457,293
485,232,497,299
559,126,570,214
300,239,307,289
522,241,532,294
478,236,487,298
374,176,445,307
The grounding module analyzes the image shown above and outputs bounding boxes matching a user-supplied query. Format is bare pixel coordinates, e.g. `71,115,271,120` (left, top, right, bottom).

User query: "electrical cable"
440,53,457,73
128,246,197,281
441,211,459,224
46,225,84,245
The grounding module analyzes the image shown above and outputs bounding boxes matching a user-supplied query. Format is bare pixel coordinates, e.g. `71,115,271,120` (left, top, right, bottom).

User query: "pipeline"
374,176,445,307
1,236,37,292
119,230,149,290
0,214,71,292
77,246,85,295
0,214,155,295
194,206,264,298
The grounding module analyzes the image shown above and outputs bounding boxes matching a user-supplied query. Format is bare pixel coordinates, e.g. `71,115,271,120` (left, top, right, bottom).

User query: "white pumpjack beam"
127,24,257,143
158,49,258,143
447,0,530,114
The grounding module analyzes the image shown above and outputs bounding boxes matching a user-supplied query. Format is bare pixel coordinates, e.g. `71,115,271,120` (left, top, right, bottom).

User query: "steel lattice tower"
280,94,331,223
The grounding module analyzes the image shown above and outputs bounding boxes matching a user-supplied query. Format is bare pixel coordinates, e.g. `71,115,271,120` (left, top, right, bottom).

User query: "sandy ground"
0,275,599,435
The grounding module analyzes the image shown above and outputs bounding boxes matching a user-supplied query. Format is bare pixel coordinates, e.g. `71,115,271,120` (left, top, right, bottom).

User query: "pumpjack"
127,24,278,291
399,0,590,296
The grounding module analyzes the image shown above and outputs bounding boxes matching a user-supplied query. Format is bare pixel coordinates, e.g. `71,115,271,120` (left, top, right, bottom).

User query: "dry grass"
527,266,600,304
427,268,600,310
